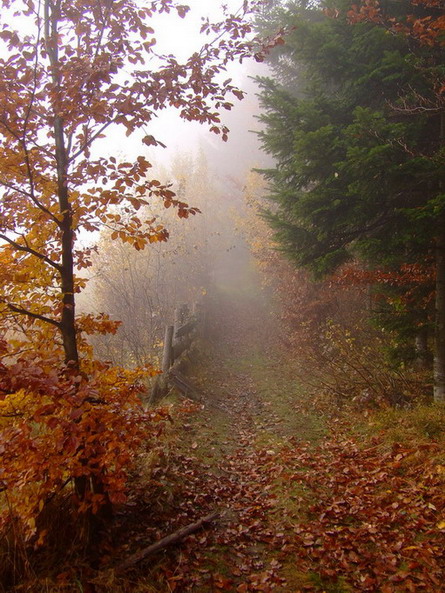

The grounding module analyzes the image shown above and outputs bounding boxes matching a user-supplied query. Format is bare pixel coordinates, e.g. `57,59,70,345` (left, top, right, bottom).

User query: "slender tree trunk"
45,0,78,367
434,112,445,402
414,326,429,370
434,213,445,402
55,119,79,366
44,1,111,546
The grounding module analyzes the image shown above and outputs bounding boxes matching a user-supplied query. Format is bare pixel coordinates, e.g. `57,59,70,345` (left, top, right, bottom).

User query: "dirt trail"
108,248,331,593
149,256,320,592
110,249,323,591
117,251,445,593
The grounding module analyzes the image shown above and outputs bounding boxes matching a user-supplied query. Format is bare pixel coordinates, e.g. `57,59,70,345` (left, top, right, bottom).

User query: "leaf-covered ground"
107,273,445,593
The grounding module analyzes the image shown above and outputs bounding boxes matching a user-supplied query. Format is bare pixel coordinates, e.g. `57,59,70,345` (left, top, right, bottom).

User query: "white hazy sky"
2,0,269,177
107,0,269,177
154,0,246,59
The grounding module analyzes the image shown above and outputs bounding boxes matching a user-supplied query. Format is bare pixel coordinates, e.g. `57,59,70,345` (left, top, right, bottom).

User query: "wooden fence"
150,302,203,402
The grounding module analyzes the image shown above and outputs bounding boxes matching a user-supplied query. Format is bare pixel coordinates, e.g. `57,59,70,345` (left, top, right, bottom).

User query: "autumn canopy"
0,0,263,540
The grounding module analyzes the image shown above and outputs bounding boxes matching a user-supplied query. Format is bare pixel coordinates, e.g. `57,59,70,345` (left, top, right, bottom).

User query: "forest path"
120,252,445,593
150,256,325,592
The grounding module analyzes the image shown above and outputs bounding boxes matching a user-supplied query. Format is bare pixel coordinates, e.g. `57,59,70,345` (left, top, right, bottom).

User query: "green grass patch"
308,572,353,593
225,348,327,444
361,403,445,445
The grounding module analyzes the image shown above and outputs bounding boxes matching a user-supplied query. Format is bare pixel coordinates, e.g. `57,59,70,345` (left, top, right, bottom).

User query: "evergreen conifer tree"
256,0,445,398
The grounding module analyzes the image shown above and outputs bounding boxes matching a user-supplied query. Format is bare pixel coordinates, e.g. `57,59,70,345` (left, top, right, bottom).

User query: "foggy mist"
84,59,273,369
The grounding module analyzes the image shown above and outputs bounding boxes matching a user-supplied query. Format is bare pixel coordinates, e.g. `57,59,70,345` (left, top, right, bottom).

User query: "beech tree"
0,0,264,541
256,0,445,399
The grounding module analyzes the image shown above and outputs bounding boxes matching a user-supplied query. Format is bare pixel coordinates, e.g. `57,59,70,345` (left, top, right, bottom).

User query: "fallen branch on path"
114,511,220,572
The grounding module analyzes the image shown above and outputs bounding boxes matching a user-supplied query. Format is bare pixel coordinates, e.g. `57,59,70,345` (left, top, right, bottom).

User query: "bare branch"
0,232,62,272
69,120,115,162
0,179,34,199
21,139,62,226
22,0,43,136
0,120,61,226
2,300,61,328
115,512,220,572
388,85,445,115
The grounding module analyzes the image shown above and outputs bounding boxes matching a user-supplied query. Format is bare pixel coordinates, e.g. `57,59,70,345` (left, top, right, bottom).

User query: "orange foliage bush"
0,336,170,543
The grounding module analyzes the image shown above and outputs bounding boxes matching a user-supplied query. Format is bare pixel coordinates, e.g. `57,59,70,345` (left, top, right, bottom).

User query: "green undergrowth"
337,399,445,470
365,402,445,444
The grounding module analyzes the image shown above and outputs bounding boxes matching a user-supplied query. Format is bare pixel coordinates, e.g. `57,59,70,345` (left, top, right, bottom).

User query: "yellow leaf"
437,520,445,530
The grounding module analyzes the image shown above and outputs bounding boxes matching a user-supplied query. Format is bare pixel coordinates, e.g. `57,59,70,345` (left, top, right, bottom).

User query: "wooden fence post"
162,326,174,372
192,300,204,337
150,300,204,403
150,325,174,403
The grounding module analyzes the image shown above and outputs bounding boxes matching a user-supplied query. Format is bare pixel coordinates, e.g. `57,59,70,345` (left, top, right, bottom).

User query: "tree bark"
434,212,445,402
414,326,429,370
57,123,78,367
45,0,79,367
434,112,445,402
44,2,111,543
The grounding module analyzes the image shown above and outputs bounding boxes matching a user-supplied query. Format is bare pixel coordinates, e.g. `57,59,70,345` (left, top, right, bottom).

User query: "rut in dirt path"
163,275,445,593
200,264,302,436
158,274,308,592
122,251,445,593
